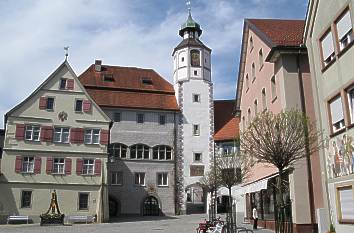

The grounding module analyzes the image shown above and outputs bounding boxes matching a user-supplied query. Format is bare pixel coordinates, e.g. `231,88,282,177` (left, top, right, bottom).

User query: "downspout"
296,47,316,233
173,112,178,214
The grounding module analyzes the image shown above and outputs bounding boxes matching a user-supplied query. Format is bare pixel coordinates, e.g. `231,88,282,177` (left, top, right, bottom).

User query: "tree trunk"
276,169,285,233
228,187,234,232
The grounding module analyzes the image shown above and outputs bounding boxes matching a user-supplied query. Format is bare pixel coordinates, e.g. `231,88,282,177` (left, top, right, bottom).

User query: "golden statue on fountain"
40,190,65,225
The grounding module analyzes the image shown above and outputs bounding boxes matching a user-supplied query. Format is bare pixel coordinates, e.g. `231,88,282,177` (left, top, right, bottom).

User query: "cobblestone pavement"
0,214,274,233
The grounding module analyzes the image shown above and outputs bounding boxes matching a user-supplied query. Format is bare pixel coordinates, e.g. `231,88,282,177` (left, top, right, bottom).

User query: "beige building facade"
304,1,354,232
0,61,111,223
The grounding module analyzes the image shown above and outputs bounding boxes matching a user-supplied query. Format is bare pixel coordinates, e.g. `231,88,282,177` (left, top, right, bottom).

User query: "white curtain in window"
338,188,354,220
322,32,335,59
337,11,353,39
330,97,344,123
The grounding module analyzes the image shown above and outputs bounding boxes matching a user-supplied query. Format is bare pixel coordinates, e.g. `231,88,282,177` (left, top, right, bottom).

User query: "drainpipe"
296,47,316,233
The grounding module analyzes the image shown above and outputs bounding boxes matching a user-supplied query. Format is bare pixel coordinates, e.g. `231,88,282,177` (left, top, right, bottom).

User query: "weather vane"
186,0,191,14
64,46,69,60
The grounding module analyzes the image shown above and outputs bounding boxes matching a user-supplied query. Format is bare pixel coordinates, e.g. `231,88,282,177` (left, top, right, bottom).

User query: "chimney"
95,60,102,72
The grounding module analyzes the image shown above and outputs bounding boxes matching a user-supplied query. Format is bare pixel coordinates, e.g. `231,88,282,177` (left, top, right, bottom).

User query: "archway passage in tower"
186,183,207,214
143,196,160,216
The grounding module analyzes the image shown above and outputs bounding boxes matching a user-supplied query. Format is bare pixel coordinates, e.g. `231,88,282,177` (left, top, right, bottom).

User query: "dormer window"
103,74,114,82
142,78,153,85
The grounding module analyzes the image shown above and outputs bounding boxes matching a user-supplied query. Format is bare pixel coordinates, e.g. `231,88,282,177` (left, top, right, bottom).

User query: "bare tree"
200,165,221,219
215,148,254,231
241,110,322,233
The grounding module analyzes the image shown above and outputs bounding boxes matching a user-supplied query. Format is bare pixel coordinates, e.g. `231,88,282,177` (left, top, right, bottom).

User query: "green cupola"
179,12,202,37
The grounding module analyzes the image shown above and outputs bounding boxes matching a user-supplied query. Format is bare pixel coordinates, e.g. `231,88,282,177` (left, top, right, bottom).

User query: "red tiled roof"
214,100,239,141
79,64,179,111
248,19,305,46
86,89,179,111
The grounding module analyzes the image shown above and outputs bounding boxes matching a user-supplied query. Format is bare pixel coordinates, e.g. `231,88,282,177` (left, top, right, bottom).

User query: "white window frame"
194,152,202,162
193,124,200,136
329,96,345,133
82,159,94,175
20,190,32,208
84,129,100,145
22,156,34,173
130,144,150,159
137,113,144,124
46,97,55,111
25,125,40,141
111,171,123,185
53,158,65,174
53,127,70,143
134,172,145,186
75,99,83,112
157,172,168,187
193,94,201,103
153,146,172,160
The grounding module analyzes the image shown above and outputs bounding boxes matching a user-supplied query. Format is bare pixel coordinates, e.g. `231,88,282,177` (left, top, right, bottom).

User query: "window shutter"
46,157,53,174
100,129,109,145
70,128,77,143
83,100,92,113
65,158,72,175
95,159,101,176
76,128,84,143
34,157,42,174
15,124,25,140
70,128,84,144
39,97,47,110
15,156,22,173
40,126,53,142
76,158,83,175
66,79,74,90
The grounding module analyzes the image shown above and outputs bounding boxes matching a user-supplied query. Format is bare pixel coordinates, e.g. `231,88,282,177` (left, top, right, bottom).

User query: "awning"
242,173,278,194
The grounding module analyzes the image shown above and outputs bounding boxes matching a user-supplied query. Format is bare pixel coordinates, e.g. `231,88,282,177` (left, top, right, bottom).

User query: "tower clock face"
191,50,200,67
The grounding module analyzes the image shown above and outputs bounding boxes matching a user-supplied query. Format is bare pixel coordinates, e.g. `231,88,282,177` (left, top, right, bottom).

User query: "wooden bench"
66,215,95,224
7,215,30,224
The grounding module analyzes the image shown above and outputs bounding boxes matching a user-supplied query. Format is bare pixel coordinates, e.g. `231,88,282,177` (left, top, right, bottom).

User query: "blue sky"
0,0,308,128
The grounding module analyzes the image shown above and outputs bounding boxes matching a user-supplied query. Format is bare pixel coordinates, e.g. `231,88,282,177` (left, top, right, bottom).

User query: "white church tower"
173,10,214,214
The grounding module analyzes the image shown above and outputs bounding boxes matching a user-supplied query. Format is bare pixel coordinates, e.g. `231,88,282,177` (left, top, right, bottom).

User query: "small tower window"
181,57,185,62
252,63,256,81
250,36,254,51
193,124,200,136
190,50,200,67
193,94,200,103
259,49,263,68
194,70,198,75
271,76,277,100
262,88,267,111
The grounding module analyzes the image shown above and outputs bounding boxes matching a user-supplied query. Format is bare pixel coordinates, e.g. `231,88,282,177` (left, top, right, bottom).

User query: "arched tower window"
108,143,127,159
153,145,173,160
130,144,150,159
190,50,200,67
252,63,256,81
247,108,251,124
250,36,254,51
